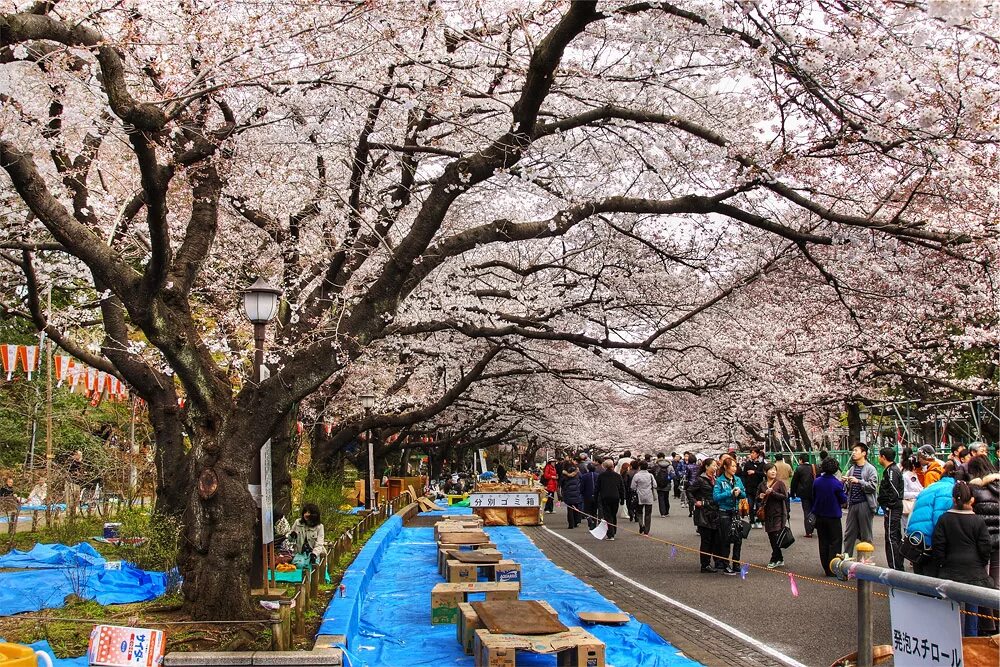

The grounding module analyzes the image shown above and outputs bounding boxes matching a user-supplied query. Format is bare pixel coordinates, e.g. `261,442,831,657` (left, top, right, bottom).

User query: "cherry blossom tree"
1,0,996,618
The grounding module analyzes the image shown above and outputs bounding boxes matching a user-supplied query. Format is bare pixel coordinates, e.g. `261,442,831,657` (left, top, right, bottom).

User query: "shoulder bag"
777,525,795,549
729,514,752,542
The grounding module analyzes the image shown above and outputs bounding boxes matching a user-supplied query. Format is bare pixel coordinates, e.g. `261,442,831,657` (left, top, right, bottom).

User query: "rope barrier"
562,504,1000,621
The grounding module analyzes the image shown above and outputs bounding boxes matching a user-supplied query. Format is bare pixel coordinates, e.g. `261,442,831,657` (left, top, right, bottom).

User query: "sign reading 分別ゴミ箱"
888,589,964,667
469,493,539,508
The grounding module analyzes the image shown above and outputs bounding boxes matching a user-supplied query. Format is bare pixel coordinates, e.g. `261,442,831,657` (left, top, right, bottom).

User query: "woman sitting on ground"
289,503,327,563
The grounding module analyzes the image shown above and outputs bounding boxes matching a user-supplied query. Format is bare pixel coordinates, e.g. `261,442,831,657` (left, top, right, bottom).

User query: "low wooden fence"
269,492,414,649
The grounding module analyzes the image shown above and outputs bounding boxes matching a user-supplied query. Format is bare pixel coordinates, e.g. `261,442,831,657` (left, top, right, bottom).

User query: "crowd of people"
540,442,998,636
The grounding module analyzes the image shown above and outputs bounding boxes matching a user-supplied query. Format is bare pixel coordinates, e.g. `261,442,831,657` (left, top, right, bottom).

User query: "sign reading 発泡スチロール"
888,588,963,667
469,493,539,508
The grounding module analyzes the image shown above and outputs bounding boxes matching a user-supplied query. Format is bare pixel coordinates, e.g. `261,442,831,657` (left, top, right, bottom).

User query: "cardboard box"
88,625,166,667
456,602,482,654
494,561,521,585
474,627,605,667
430,582,519,625
446,560,478,583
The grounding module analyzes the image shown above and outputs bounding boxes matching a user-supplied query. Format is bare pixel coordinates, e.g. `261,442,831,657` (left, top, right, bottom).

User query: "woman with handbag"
758,464,790,569
713,456,747,575
689,458,723,573
812,457,848,576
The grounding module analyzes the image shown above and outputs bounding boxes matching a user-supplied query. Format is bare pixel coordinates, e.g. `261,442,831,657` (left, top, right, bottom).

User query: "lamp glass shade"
360,394,376,410
243,277,281,324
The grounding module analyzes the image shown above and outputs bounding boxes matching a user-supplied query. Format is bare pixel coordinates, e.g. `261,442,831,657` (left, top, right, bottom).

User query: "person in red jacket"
542,459,558,514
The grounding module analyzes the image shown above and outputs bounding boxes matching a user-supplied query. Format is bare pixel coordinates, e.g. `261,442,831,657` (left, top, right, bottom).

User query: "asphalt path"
542,498,894,667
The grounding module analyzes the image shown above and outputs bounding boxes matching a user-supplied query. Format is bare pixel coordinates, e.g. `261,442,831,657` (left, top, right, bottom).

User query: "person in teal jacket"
906,476,956,575
713,456,748,575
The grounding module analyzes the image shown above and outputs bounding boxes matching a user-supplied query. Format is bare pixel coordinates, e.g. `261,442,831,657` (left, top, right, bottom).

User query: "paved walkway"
527,501,894,667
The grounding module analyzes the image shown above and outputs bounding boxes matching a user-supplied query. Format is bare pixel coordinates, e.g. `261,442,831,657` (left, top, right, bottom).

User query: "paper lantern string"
740,563,749,580
789,573,799,597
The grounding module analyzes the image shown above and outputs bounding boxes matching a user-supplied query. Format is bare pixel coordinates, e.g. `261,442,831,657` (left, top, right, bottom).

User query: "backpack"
654,465,672,489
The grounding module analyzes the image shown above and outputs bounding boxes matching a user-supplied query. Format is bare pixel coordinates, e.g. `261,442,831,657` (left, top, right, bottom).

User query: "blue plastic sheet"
0,543,105,569
324,523,700,667
0,543,166,616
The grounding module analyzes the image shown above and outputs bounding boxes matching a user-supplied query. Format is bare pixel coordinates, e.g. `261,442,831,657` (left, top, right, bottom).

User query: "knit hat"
918,444,936,459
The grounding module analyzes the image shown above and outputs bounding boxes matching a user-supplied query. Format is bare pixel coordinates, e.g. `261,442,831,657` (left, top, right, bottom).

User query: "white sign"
261,439,273,545
470,493,539,508
888,589,964,667
589,520,608,540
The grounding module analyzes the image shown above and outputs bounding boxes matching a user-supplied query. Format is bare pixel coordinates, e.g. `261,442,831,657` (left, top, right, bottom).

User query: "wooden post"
310,557,322,598
294,588,306,638
277,600,292,650
270,612,283,650
301,569,310,610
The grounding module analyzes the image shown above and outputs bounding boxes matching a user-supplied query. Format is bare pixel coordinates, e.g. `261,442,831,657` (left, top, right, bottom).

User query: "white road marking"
539,526,810,667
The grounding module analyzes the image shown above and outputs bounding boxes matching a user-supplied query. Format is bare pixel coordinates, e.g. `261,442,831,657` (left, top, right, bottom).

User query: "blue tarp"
0,543,105,569
0,640,87,667
0,543,166,616
322,522,699,666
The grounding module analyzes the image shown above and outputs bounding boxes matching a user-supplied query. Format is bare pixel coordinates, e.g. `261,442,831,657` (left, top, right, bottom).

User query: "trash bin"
0,643,52,667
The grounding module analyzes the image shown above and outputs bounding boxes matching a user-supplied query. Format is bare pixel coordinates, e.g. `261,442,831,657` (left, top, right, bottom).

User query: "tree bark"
846,402,863,448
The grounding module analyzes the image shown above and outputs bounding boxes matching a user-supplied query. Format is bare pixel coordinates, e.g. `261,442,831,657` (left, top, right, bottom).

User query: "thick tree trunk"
269,412,298,517
178,421,258,621
846,402,863,448
149,393,189,517
791,413,813,451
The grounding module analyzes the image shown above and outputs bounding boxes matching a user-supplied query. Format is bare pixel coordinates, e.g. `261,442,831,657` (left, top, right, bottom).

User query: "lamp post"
361,393,376,510
243,277,281,590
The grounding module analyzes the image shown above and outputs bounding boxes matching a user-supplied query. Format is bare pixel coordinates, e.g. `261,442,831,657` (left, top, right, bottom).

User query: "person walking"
542,459,558,514
688,458,723,573
581,462,599,529
625,460,640,522
713,456,747,575
931,481,994,636
843,444,879,556
901,447,923,532
597,459,626,540
654,453,673,517
758,464,789,569
685,453,699,517
813,456,848,576
967,455,999,634
916,445,944,487
672,452,686,501
632,461,657,535
561,465,584,529
741,448,765,528
790,453,816,537
877,447,905,571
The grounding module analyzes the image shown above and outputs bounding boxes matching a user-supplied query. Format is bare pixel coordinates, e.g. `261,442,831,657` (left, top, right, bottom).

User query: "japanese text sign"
469,493,539,508
888,589,963,667
88,625,165,667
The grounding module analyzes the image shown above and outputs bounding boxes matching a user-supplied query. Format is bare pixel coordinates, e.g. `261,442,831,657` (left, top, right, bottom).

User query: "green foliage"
298,473,351,533
113,507,182,572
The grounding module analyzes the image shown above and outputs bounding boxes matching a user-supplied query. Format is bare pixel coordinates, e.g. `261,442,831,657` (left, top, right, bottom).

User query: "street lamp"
361,393,376,509
242,277,281,591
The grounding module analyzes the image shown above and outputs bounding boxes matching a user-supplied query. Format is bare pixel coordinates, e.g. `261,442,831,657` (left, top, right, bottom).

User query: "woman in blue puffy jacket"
905,475,956,575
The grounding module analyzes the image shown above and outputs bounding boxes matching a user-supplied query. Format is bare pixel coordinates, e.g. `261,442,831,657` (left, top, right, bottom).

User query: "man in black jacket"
790,454,816,537
877,447,905,570
596,459,626,540
741,448,765,527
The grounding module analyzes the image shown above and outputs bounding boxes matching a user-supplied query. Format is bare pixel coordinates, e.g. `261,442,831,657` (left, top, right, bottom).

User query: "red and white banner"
55,355,74,385
18,345,39,380
1,344,18,380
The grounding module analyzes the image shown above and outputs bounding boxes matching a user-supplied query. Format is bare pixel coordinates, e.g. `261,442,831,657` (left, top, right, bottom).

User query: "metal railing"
831,545,1000,667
